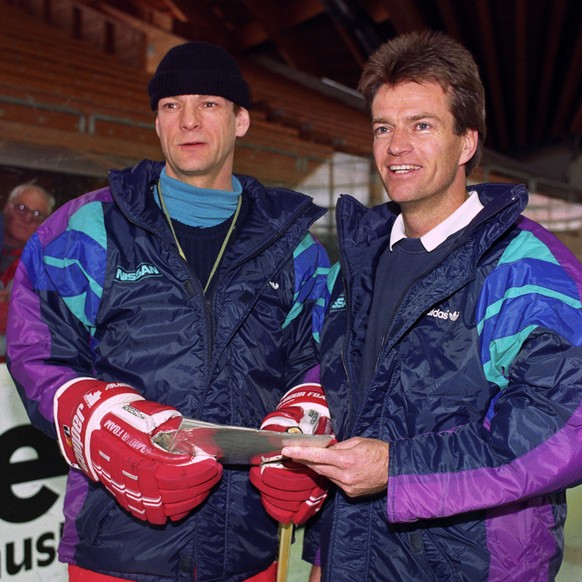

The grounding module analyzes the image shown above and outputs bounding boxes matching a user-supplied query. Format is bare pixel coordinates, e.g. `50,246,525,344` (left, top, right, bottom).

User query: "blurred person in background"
0,182,54,358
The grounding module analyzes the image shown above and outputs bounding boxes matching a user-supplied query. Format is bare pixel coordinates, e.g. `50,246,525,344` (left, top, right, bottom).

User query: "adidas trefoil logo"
427,307,460,322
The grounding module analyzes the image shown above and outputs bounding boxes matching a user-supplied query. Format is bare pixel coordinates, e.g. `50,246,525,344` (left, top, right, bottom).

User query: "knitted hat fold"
148,42,251,110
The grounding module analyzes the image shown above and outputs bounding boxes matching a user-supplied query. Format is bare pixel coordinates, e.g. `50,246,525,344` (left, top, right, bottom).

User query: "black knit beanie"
148,41,251,111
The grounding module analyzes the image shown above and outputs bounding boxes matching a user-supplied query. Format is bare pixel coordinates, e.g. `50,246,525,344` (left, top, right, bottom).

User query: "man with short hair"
8,41,331,581
1,182,54,286
0,182,54,357
284,31,582,581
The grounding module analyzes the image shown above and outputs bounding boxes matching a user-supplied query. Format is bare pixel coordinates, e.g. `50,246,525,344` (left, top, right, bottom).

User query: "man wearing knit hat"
8,41,332,581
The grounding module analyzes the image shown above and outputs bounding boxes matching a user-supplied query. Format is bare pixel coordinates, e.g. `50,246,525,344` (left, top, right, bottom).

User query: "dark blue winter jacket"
309,182,582,581
7,160,329,581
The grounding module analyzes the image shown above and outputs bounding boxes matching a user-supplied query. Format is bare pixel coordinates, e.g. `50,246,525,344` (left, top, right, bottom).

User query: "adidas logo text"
427,308,460,322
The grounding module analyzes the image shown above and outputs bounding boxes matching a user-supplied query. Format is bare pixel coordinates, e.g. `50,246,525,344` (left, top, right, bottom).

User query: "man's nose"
387,128,412,155
180,106,201,129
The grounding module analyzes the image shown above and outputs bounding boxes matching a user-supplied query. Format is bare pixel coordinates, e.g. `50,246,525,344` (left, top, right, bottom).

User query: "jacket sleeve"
7,195,108,439
280,232,330,388
388,220,582,522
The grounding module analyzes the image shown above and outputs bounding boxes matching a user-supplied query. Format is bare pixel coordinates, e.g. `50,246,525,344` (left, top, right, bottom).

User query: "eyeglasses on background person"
12,202,48,222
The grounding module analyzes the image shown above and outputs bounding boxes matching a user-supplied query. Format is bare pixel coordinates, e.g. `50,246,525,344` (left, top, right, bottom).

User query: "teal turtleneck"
155,166,242,227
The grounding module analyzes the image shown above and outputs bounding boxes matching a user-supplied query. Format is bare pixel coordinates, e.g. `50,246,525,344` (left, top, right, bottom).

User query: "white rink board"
0,364,68,580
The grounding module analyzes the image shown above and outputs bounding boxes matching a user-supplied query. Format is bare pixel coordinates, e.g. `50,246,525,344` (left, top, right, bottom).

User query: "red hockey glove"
54,378,222,525
249,383,334,525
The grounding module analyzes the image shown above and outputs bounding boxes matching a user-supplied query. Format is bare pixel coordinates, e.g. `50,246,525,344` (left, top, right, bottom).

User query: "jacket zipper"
336,201,354,430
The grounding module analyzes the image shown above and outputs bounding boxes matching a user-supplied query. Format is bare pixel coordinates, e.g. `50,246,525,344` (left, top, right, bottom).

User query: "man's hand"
55,378,222,525
250,383,334,525
281,437,389,498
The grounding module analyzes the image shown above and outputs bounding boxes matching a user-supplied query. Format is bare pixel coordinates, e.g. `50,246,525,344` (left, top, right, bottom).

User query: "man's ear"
459,129,478,167
235,108,250,138
154,115,161,139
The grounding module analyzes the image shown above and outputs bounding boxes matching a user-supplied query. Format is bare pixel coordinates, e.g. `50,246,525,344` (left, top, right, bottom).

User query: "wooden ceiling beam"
240,0,323,37
380,0,427,33
329,20,368,69
235,0,324,49
359,0,391,24
514,0,528,150
572,101,582,135
156,0,189,23
551,27,582,139
533,0,567,144
474,0,510,151
434,0,464,40
240,0,323,75
282,0,325,26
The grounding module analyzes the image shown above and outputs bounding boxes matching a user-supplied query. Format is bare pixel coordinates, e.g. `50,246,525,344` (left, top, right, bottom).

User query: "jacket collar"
337,182,528,251
389,191,484,251
107,160,325,236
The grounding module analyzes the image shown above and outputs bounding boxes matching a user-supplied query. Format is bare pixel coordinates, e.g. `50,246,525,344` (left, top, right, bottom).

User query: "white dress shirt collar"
389,191,484,252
